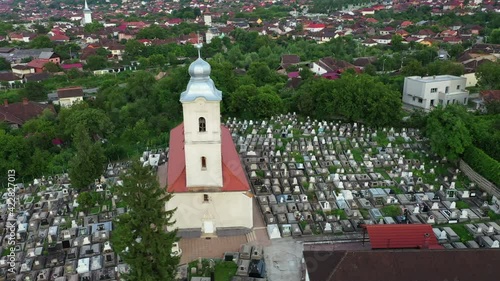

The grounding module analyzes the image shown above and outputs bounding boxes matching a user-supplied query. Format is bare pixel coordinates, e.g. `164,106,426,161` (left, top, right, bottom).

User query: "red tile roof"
366,224,443,249
0,99,55,126
166,123,250,193
481,90,500,102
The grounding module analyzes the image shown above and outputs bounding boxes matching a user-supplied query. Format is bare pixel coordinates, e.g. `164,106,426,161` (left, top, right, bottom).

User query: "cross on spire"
196,32,203,58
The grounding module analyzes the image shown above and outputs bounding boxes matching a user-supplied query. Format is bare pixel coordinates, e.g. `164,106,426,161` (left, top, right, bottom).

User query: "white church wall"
182,99,221,143
184,143,223,187
166,192,253,230
182,98,223,187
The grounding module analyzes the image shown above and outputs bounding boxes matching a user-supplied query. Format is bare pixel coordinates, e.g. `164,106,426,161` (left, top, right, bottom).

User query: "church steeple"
82,0,93,26
180,43,223,188
180,44,222,103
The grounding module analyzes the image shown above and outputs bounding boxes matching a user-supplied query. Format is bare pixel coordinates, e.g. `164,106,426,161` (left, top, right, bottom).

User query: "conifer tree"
112,161,179,281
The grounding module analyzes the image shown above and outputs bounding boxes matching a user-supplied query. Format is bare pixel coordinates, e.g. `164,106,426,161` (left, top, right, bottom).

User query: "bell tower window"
201,157,207,169
199,117,206,132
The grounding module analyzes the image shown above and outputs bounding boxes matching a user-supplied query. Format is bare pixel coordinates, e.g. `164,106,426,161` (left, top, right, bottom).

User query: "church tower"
82,0,93,26
180,44,223,188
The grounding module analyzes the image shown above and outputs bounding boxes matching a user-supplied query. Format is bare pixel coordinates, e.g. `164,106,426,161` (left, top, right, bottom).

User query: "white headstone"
449,202,456,210
439,230,447,240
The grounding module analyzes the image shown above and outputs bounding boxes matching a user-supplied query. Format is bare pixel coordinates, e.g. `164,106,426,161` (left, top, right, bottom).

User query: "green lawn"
350,149,363,162
189,260,237,281
381,205,402,217
449,224,474,243
214,262,238,281
374,168,391,180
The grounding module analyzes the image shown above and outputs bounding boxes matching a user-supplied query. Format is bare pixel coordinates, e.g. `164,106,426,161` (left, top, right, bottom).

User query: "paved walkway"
178,198,271,264
179,235,247,265
157,163,167,189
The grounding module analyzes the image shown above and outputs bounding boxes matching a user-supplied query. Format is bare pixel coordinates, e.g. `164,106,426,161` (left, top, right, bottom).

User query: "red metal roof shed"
366,224,443,250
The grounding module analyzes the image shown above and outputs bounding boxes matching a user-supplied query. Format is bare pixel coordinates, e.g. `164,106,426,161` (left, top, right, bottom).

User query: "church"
165,46,253,236
81,0,92,26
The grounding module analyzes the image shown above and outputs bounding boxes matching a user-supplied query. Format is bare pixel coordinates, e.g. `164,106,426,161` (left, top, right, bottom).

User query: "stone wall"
459,159,500,198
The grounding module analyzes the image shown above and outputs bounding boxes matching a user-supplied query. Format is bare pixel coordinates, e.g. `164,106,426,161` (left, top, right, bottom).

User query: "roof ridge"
327,251,348,280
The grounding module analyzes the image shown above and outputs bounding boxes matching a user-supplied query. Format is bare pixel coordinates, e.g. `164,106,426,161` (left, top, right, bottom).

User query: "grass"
328,209,347,219
455,201,469,210
214,261,238,281
402,150,421,159
394,136,405,145
374,168,390,180
328,166,337,173
90,206,101,214
374,132,389,147
381,205,402,217
350,148,363,162
359,209,369,219
291,152,304,163
388,186,403,194
449,224,474,243
116,201,127,209
255,170,265,178
488,210,500,221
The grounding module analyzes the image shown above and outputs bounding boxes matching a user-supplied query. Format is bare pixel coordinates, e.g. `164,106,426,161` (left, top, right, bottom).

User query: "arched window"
199,117,206,132
201,157,207,169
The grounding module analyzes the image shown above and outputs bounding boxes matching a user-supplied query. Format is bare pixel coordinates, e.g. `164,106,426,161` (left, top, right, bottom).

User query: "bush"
463,146,500,187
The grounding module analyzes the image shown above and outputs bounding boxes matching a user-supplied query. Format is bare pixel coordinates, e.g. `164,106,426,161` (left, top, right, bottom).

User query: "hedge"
463,146,500,187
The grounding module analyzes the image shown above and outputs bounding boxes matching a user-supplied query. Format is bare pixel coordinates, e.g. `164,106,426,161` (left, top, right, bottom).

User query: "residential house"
26,59,49,73
278,54,301,72
402,75,469,111
311,57,357,76
166,18,182,26
0,72,24,87
0,98,55,128
205,27,221,44
359,8,375,16
49,34,70,43
57,87,84,108
304,23,326,33
352,57,377,69
11,64,35,77
372,34,392,45
380,26,395,35
39,51,61,65
361,38,378,47
24,72,51,83
8,32,36,43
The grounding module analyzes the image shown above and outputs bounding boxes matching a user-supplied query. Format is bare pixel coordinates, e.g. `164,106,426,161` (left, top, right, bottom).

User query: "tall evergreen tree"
112,161,179,281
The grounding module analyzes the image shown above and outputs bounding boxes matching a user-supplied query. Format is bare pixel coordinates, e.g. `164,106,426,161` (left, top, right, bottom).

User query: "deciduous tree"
425,105,472,160
68,126,106,190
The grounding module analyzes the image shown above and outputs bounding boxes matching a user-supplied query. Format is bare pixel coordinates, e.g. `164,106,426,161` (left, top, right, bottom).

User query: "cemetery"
227,113,500,249
2,112,500,281
1,162,137,281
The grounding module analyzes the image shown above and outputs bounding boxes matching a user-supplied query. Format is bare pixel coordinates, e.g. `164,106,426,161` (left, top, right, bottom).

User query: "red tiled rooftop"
167,123,249,193
366,224,443,250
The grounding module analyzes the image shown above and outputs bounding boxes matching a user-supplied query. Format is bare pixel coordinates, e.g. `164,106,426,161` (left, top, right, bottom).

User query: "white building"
402,75,469,111
81,0,92,26
165,45,253,237
56,87,84,108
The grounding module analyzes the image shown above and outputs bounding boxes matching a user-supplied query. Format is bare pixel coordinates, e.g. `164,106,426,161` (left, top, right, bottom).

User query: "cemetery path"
157,163,168,189
179,235,247,265
251,198,271,246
